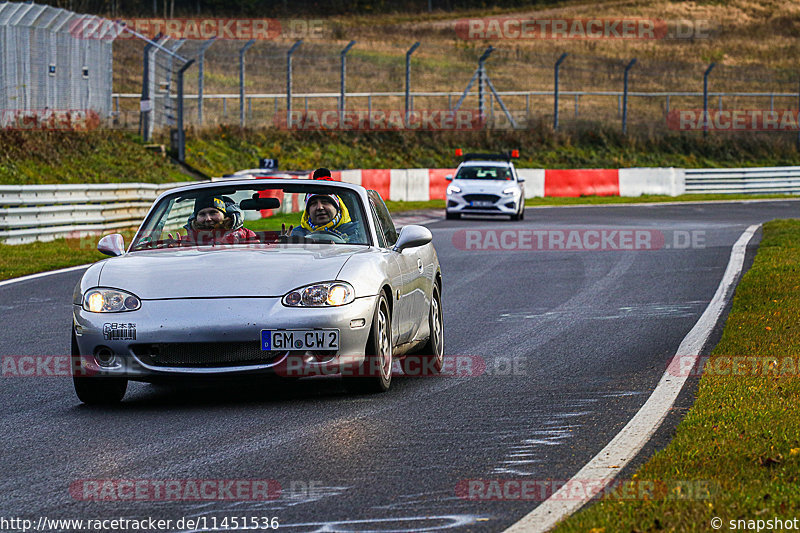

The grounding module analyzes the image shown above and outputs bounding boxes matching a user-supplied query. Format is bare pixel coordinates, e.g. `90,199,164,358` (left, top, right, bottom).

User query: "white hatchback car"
445,152,525,220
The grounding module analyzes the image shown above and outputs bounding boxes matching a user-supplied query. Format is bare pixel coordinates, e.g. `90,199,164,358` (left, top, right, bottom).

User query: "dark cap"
312,168,333,180
193,195,227,216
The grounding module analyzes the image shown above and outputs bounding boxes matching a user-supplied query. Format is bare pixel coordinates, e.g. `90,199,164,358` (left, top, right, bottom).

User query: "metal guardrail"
685,167,800,194
0,183,190,244
2,168,799,244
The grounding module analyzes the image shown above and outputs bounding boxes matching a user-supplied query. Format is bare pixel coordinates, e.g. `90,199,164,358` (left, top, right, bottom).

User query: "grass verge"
553,218,800,532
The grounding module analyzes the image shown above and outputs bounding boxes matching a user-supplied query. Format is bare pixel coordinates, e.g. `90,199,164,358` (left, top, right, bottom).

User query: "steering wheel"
303,231,347,244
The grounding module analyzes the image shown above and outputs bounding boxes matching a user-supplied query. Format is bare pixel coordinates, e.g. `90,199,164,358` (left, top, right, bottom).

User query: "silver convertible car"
71,179,444,403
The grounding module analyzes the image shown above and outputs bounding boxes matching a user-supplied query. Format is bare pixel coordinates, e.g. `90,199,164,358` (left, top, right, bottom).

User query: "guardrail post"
176,59,195,163
340,41,356,122
405,41,421,125
239,39,256,128
196,36,216,125
286,40,303,127
622,58,636,134
553,53,568,130
703,62,716,138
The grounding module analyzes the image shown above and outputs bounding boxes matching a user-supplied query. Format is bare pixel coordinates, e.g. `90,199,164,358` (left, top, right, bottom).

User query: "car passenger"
288,193,362,242
177,195,258,245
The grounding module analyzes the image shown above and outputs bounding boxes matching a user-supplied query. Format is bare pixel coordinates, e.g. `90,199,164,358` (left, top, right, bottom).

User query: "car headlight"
502,187,519,195
82,288,141,313
283,282,355,307
447,185,462,194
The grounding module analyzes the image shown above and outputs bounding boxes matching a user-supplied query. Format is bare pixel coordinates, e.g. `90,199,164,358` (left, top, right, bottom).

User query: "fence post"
239,39,256,128
405,41,421,125
478,46,494,121
340,41,356,121
622,58,636,134
176,59,195,163
197,36,216,125
286,39,303,127
140,39,155,140
703,62,716,137
553,53,568,130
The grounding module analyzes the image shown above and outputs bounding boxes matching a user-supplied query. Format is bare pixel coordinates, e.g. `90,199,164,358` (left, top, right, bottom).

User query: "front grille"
131,342,285,367
463,194,500,203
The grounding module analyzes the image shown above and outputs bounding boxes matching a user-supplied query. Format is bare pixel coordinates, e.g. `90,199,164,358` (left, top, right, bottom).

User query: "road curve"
0,200,796,532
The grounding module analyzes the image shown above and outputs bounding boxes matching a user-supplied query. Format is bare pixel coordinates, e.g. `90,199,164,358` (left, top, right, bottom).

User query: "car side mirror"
98,234,125,257
393,225,432,253
518,176,525,182
445,174,453,181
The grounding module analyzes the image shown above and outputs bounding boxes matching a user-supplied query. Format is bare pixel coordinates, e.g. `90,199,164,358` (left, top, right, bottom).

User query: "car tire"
344,293,393,394
71,331,127,405
445,211,460,220
418,283,444,373
519,205,525,220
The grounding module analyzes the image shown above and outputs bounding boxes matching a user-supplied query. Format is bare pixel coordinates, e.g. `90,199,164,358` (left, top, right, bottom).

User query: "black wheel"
71,331,127,405
520,206,525,220
418,283,444,373
344,293,393,393
445,211,461,220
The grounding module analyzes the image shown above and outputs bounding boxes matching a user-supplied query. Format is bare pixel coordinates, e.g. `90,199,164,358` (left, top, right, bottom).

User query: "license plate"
471,200,494,207
261,329,339,351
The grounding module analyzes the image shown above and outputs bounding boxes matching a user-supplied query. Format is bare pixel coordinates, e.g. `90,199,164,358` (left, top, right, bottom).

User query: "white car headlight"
502,187,519,195
83,288,141,313
447,185,462,194
283,282,355,307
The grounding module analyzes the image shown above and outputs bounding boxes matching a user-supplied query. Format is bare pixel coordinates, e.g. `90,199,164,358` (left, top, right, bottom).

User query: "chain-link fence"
0,2,115,128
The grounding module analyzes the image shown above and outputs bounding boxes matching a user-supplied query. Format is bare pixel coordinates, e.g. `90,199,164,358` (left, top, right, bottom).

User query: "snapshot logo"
667,354,800,377
0,109,100,131
455,18,712,40
275,354,527,378
456,478,716,501
668,109,800,131
275,110,485,131
452,229,706,252
69,479,281,501
69,17,324,40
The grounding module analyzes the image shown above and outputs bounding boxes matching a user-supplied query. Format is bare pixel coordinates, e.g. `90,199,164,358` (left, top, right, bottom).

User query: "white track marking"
0,264,93,289
504,224,760,533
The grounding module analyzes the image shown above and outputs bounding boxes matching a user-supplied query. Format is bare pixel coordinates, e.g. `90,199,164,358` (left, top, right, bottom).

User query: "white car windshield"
455,166,513,180
130,183,371,250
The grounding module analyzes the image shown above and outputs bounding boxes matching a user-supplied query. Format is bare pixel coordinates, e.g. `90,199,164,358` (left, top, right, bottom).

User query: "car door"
368,190,416,346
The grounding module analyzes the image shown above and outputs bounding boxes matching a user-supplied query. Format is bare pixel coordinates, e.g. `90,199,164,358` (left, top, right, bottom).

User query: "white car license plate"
471,200,494,207
261,329,339,351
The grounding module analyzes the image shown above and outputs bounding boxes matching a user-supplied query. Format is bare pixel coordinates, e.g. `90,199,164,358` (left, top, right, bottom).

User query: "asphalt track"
0,200,797,532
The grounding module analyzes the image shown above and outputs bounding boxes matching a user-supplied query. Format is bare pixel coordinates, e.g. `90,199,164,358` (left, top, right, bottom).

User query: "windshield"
129,183,371,251
455,165,513,181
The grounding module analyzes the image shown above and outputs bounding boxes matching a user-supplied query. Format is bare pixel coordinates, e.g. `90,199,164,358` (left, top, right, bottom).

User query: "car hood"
98,245,370,299
453,179,516,194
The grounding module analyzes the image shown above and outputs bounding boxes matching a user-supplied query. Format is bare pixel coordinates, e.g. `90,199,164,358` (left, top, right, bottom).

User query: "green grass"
0,130,191,185
0,238,106,281
553,219,800,532
183,126,800,178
